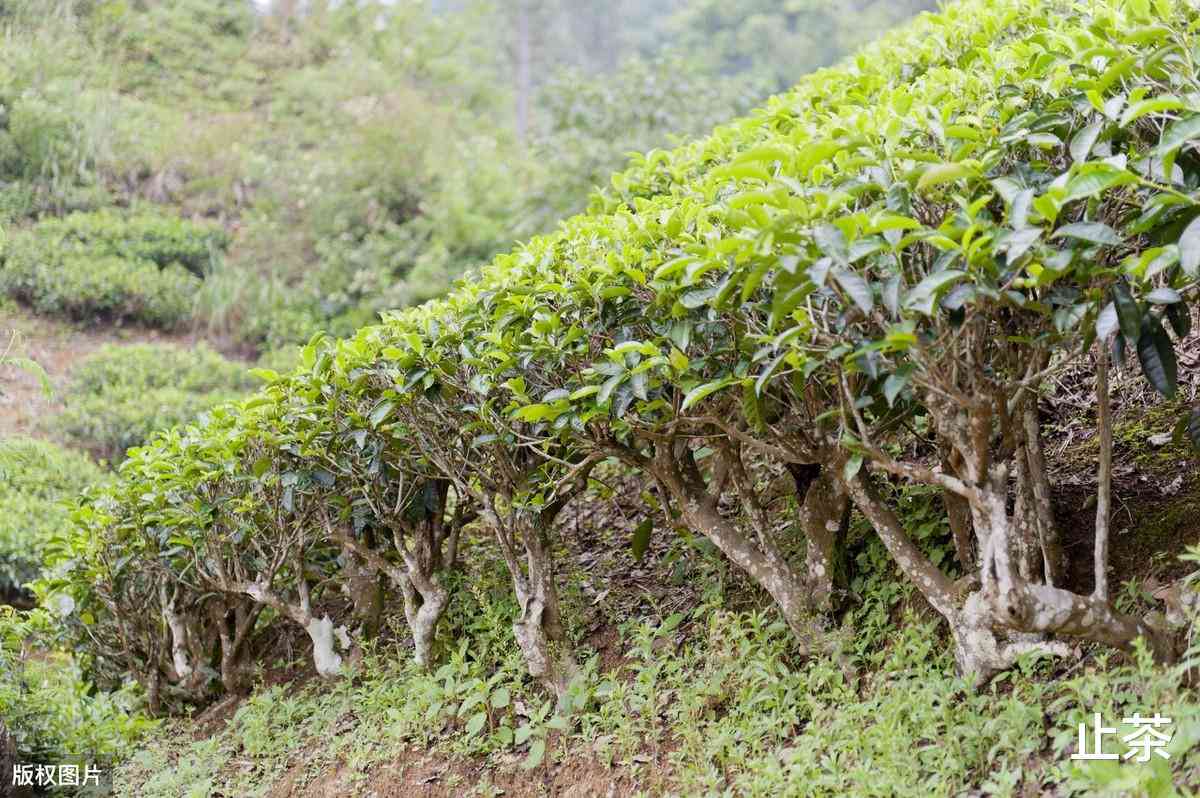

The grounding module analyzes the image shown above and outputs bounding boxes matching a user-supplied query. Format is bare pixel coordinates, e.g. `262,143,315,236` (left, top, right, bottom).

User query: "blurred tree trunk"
0,718,14,790
514,0,533,144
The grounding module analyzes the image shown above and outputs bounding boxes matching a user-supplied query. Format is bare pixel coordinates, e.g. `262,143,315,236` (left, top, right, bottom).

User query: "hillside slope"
8,0,1200,796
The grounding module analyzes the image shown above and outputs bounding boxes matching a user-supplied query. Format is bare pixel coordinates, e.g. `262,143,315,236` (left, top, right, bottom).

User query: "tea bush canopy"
32,0,1200,724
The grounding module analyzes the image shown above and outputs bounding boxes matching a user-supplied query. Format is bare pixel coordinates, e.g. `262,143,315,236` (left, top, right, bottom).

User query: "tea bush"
0,607,155,772
32,209,227,277
0,438,104,600
32,4,1200,794
51,343,259,461
0,208,227,327
0,237,200,328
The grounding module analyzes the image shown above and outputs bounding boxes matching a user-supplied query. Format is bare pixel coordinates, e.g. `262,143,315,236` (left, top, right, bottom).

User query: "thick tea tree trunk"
845,464,1171,685
209,596,264,694
482,500,578,702
843,469,1066,682
0,717,15,790
342,549,384,639
327,494,462,671
239,570,348,679
642,440,827,654
399,570,450,670
788,463,849,613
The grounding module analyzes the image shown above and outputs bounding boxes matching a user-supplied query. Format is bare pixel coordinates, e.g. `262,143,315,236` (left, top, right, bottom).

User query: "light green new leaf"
917,162,977,192
843,454,864,482
1120,96,1184,127
668,347,689,374
631,519,652,562
680,378,735,412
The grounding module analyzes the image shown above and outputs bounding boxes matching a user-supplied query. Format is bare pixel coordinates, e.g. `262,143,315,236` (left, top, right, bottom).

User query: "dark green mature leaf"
369,400,395,428
1095,302,1118,340
465,712,487,737
524,739,546,770
815,224,849,265
681,287,719,309
1146,287,1181,304
1069,119,1104,162
1051,222,1122,246
1112,283,1142,343
882,275,901,316
631,519,653,562
1166,301,1191,338
1136,316,1178,398
883,369,911,407
1061,164,1136,204
808,257,834,287
597,374,624,406
1001,227,1041,261
903,270,966,316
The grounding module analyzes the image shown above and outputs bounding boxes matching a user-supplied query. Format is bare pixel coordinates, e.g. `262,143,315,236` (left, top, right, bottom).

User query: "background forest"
2,1,1199,797
0,0,932,351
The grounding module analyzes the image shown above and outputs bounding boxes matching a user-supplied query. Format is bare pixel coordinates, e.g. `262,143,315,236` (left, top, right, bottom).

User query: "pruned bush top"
0,209,226,327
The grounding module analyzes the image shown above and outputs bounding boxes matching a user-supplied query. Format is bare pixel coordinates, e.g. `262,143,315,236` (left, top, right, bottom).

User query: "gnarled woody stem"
241,580,346,678
802,470,849,612
845,467,1173,684
646,442,829,655
327,524,449,670
483,501,579,702
1093,340,1112,602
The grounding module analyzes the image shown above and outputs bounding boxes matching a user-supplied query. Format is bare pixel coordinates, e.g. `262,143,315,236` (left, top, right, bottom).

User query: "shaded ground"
268,747,650,798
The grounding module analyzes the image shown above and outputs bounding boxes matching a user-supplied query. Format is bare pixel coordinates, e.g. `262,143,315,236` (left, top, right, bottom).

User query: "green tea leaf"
1136,316,1178,398
1051,222,1122,246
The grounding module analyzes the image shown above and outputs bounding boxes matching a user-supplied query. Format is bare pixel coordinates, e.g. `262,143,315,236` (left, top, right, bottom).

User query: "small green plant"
0,331,51,398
